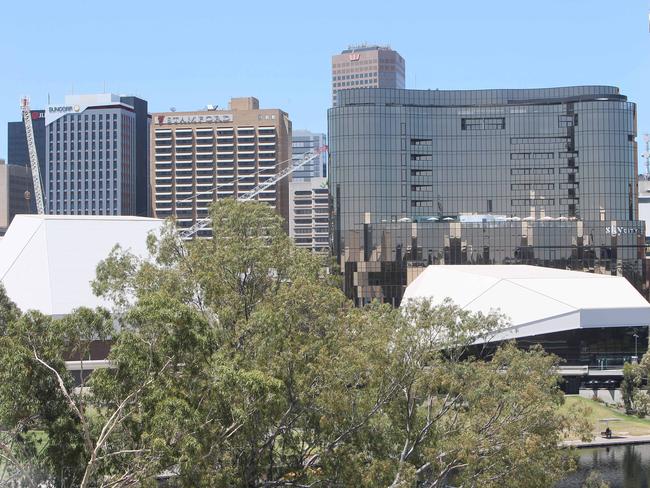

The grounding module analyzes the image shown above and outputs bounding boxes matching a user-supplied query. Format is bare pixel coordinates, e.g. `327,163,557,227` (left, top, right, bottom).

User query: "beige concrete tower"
150,97,292,235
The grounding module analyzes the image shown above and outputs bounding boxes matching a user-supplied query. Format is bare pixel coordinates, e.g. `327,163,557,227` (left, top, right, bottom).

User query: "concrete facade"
150,97,292,235
288,177,330,252
331,44,405,106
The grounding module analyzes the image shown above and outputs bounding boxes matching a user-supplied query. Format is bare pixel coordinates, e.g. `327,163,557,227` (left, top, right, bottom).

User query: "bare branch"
33,349,94,454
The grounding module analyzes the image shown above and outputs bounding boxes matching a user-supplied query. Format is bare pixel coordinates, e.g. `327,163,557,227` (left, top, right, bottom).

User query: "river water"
557,444,650,487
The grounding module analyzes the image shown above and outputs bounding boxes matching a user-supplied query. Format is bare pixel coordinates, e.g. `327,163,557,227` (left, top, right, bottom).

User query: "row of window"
461,117,506,131
334,79,378,87
294,198,329,205
294,227,329,234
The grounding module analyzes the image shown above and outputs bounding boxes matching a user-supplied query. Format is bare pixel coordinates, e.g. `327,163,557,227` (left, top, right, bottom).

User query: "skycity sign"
605,225,641,237
155,114,234,125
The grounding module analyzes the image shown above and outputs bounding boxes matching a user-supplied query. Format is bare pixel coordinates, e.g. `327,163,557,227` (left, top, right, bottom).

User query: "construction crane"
20,97,45,214
179,145,327,239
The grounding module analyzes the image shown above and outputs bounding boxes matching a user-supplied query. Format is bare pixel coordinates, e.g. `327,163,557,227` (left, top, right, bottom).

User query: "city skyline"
0,0,648,163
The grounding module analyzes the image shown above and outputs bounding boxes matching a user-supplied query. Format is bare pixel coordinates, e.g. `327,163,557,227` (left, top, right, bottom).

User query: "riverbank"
563,434,650,448
562,396,650,448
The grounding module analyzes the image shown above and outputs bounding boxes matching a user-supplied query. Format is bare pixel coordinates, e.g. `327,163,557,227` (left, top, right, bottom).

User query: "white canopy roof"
0,215,164,317
401,265,650,342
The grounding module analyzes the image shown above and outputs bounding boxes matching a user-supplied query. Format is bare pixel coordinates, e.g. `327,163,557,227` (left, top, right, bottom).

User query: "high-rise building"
288,178,330,252
0,159,32,234
150,97,292,236
292,130,327,179
329,86,645,305
288,130,329,252
331,44,405,106
120,96,152,217
44,94,149,216
7,109,46,177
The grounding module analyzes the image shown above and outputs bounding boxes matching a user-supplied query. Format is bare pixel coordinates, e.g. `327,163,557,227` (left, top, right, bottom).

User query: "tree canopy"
0,200,589,487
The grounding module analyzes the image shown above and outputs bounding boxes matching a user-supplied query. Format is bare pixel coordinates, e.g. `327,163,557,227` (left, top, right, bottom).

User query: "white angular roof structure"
0,215,164,317
401,265,650,343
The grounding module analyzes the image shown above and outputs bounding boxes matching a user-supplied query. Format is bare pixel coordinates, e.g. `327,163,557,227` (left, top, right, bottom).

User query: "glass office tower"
328,86,645,305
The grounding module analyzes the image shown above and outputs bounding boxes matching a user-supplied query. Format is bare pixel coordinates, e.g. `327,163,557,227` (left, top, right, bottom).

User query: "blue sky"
0,0,648,161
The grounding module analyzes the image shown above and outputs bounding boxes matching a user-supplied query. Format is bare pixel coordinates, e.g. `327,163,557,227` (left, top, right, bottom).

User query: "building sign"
155,114,234,125
605,225,641,237
31,111,45,120
348,53,360,61
45,104,83,125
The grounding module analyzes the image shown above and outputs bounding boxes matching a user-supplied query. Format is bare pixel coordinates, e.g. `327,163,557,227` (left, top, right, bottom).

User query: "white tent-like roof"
401,265,650,343
0,215,164,317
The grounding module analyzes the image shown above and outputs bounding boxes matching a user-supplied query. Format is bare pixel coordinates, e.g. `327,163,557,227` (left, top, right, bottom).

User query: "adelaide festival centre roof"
401,265,650,343
0,214,164,317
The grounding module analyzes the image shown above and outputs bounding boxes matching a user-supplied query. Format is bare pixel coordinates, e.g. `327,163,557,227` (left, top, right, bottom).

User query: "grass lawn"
563,395,650,437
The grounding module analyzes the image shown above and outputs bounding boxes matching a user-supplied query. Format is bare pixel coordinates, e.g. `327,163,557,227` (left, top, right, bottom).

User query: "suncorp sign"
605,225,641,237
45,104,82,125
49,105,77,114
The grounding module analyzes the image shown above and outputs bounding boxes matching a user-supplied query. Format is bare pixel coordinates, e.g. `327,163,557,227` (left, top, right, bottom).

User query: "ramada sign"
156,114,233,124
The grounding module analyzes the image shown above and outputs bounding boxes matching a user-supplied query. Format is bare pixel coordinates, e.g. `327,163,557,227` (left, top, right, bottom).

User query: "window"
411,184,432,191
510,152,554,160
558,114,577,128
510,168,554,175
411,200,433,207
461,117,505,130
510,136,570,145
511,183,555,190
411,138,432,145
511,198,555,206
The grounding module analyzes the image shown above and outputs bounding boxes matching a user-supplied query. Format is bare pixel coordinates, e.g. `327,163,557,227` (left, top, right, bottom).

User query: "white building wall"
289,177,329,252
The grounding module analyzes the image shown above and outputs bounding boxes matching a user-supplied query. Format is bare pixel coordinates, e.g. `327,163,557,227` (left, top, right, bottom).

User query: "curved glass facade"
329,87,646,305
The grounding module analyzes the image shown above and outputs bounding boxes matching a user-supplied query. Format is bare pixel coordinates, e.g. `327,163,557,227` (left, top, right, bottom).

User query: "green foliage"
1,200,583,487
582,470,610,488
621,362,643,415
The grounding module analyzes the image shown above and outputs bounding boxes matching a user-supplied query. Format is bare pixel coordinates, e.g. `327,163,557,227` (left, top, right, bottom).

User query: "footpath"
563,434,650,448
